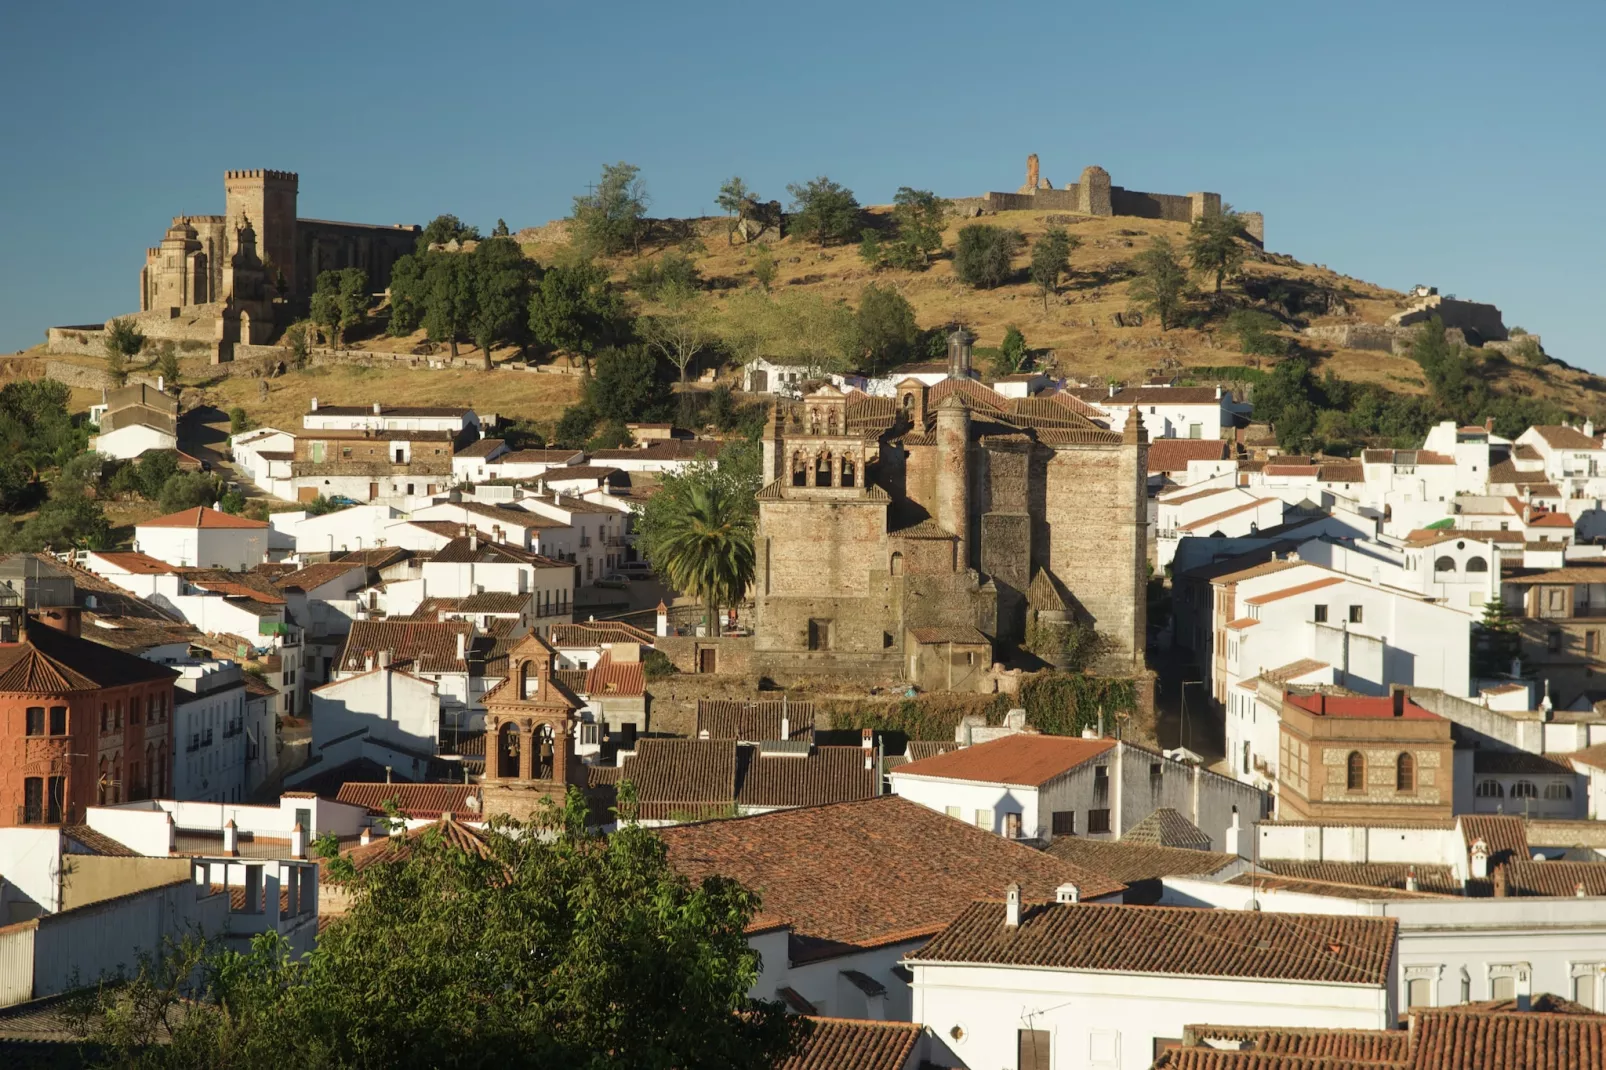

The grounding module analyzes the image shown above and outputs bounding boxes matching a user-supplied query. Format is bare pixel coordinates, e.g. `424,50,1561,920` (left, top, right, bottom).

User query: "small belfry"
479,631,585,820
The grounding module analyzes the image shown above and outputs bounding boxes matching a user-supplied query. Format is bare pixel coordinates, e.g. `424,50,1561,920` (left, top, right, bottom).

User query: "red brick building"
0,600,178,826
1277,689,1454,823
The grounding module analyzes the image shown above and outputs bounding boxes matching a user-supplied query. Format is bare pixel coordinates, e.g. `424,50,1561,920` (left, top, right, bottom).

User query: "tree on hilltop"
422,256,474,358
572,162,650,256
309,268,369,349
468,237,541,370
492,218,510,237
637,283,719,422
418,213,481,252
717,176,752,244
103,317,145,388
1129,236,1187,330
1029,227,1080,311
1186,205,1247,296
528,261,631,375
953,224,1022,289
887,187,948,269
786,177,860,247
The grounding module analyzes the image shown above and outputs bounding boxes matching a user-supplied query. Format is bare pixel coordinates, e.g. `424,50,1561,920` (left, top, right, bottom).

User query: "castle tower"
224,170,298,296
934,394,973,570
1077,166,1113,217
146,218,204,312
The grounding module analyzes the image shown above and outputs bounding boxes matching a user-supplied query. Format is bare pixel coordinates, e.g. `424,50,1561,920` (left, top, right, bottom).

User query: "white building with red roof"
134,506,269,571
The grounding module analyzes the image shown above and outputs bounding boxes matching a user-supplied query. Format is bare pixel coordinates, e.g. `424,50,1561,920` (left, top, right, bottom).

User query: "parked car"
595,573,631,589
618,561,655,580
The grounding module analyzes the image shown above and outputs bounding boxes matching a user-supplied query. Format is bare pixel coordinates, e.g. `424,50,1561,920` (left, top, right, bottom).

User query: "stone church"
754,331,1148,689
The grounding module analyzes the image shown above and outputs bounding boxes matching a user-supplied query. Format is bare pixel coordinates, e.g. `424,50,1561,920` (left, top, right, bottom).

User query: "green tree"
158,471,224,513
492,218,510,237
1029,228,1079,311
386,253,429,335
422,255,475,359
858,229,886,270
1473,599,1523,678
229,406,253,435
310,268,368,348
103,317,145,387
850,284,918,376
135,449,180,500
81,791,805,1069
636,464,757,637
638,285,719,422
628,251,701,299
418,213,481,251
717,176,751,244
785,176,860,247
887,187,947,269
468,237,540,369
528,262,630,375
281,320,313,367
996,325,1029,376
1225,309,1287,358
1129,237,1188,330
552,402,601,449
1186,207,1248,295
303,494,351,517
587,344,672,424
751,243,776,291
953,225,1022,289
154,341,180,385
572,162,650,256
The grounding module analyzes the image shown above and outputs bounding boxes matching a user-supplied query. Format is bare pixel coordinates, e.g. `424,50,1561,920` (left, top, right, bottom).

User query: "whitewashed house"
450,437,511,483
134,507,269,571
476,448,584,482
1074,384,1244,441
304,656,442,782
906,894,1396,1070
172,658,249,804
89,382,181,460
302,399,478,437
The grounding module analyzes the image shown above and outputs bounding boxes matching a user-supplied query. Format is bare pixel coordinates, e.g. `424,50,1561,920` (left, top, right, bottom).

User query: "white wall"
310,668,441,759
134,526,266,571
887,774,1042,839
93,423,177,460
0,828,65,916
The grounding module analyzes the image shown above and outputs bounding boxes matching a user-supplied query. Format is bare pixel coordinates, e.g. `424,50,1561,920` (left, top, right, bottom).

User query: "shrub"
953,225,1022,289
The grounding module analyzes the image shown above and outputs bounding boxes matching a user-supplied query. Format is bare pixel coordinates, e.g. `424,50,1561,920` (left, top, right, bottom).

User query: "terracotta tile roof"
1258,860,1460,894
0,619,179,692
88,550,180,574
550,620,655,647
1264,464,1319,476
322,816,490,883
1040,389,1109,420
1043,837,1237,884
1498,860,1606,897
1319,462,1366,483
1106,386,1228,405
1177,1023,1410,1064
1411,1008,1606,1069
493,448,584,464
62,824,140,856
1569,742,1606,770
1179,497,1280,532
1227,872,1452,900
659,796,1121,953
1243,575,1345,604
337,619,478,674
905,625,990,645
1460,814,1530,867
926,376,1009,413
1225,617,1260,631
1123,807,1213,850
737,745,877,809
1256,659,1332,686
619,739,877,818
1488,459,1549,485
278,561,365,592
454,437,505,458
138,506,268,529
909,901,1396,986
309,404,471,418
1285,692,1442,722
696,698,814,742
1501,565,1606,585
890,733,1116,788
334,783,482,819
1160,485,1238,507
186,569,288,603
584,652,644,698
430,537,564,568
781,1018,920,1070
1529,512,1576,529
1360,448,1455,465
590,440,720,463
1149,439,1232,473
1529,425,1603,451
1436,994,1601,1016
1210,559,1306,585
334,546,411,570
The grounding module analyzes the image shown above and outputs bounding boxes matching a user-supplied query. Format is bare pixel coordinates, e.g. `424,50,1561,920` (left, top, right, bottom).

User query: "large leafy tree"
887,187,948,269
953,225,1022,289
309,268,368,348
79,791,806,1069
587,343,673,424
785,177,860,247
103,317,145,387
636,460,757,637
387,253,429,335
417,213,481,251
573,162,650,256
422,255,475,358
1129,236,1188,330
1186,206,1247,295
528,262,630,375
850,283,918,376
468,237,541,369
1029,227,1080,311
637,284,719,423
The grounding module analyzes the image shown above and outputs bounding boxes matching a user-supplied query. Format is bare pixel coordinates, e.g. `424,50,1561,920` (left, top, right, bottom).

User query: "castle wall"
1042,442,1147,665
754,499,894,655
225,171,298,294
296,220,419,298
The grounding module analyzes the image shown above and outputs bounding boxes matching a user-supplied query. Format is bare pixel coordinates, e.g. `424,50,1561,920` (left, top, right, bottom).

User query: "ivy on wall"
825,673,1140,741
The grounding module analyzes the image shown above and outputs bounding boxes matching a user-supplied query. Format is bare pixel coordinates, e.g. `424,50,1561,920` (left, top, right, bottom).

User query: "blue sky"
2,1,1602,367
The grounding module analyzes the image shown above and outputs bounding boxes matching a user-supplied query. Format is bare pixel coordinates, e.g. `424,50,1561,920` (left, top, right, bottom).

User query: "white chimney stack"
310,396,319,412
378,649,391,670
290,822,307,860
1578,882,1588,898
780,715,790,741
655,601,669,638
166,810,177,852
1405,865,1419,893
373,401,382,415
359,827,372,847
1004,882,1021,928
456,631,467,661
1471,839,1490,880
1056,883,1081,904
364,651,375,672
861,728,873,750
157,375,164,393
469,528,479,552
223,819,239,856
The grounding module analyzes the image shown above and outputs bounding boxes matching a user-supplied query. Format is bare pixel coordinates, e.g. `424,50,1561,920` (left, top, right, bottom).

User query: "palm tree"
643,472,754,637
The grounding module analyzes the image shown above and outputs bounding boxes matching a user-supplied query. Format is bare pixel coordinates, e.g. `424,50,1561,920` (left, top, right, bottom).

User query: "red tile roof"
909,901,1396,986
1411,1008,1606,1069
657,795,1123,952
336,620,477,674
1242,575,1345,605
88,551,180,574
1459,814,1530,867
1149,439,1232,473
334,783,482,819
696,698,814,742
782,1018,920,1070
1043,837,1238,884
549,620,655,647
322,815,489,883
1178,498,1280,532
1529,425,1603,451
618,739,877,819
138,506,268,529
1258,860,1460,894
1497,860,1606,897
0,618,179,692
1178,1023,1411,1063
584,652,644,698
1284,692,1443,722
890,733,1115,788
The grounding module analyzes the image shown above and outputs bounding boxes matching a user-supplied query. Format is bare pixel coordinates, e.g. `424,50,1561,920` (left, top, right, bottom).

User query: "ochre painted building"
0,602,178,827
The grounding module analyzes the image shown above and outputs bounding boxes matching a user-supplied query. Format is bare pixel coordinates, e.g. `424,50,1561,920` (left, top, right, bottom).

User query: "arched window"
1434,556,1457,572
791,453,808,487
1346,751,1365,791
1510,780,1538,799
498,722,521,779
1465,557,1488,573
901,393,914,414
841,454,856,488
815,452,834,488
890,552,904,576
536,722,556,780
1476,779,1504,798
519,661,536,700
1396,752,1415,792
1544,782,1573,800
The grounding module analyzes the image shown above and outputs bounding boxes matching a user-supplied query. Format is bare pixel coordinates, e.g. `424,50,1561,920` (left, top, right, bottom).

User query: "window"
25,706,45,736
1396,752,1415,792
1347,751,1365,791
1511,780,1538,799
1018,1029,1051,1070
1592,632,1601,656
945,806,961,820
974,808,994,832
1188,424,1202,439
23,777,43,823
1435,555,1457,573
1407,977,1433,1008
1004,812,1022,838
1087,808,1111,834
1243,742,1251,775
1051,810,1075,836
1491,975,1516,1001
1466,557,1488,573
1349,605,1364,624
1314,604,1329,623
1574,971,1598,1008
1545,783,1573,800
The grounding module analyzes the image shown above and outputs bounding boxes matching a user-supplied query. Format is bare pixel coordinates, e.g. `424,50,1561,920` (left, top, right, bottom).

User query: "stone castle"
50,169,420,362
981,154,1265,245
753,330,1147,689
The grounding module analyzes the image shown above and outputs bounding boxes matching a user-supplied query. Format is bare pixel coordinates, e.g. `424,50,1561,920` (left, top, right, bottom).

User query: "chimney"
359,827,372,847
290,822,307,860
166,811,176,853
1405,865,1419,893
1056,883,1081,904
1588,420,1596,439
1215,386,1223,399
655,600,669,638
780,714,790,740
861,728,873,750
378,649,391,670
469,528,479,552
385,765,393,784
1004,882,1021,929
1392,689,1406,717
223,819,239,856
1471,838,1490,880
1081,727,1097,739
310,396,318,412
157,375,164,393
373,401,382,415
1578,882,1588,898
364,650,374,672
456,631,466,661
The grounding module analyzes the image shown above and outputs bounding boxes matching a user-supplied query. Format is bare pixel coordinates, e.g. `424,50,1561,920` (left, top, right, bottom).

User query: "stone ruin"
986,154,1265,245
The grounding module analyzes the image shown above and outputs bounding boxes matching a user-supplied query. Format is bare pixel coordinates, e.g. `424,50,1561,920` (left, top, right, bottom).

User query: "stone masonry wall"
1041,441,1146,666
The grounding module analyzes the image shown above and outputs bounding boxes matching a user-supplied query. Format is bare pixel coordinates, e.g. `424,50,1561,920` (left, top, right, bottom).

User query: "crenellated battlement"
225,169,298,184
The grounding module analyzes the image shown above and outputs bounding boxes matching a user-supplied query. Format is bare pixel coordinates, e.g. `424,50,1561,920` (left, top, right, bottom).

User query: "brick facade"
1275,690,1454,822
